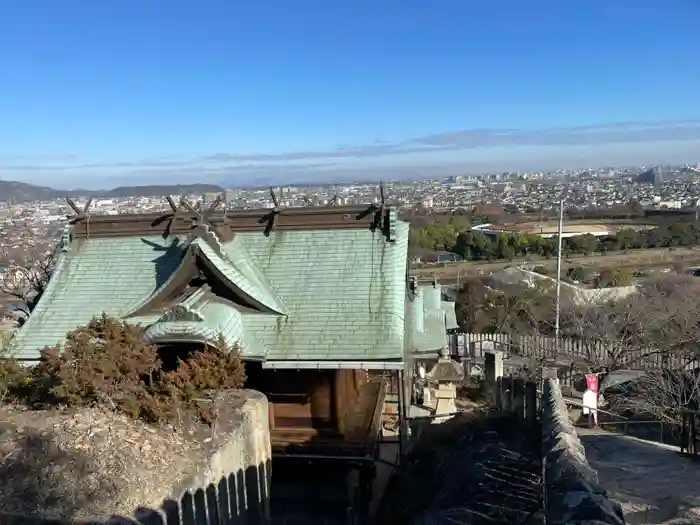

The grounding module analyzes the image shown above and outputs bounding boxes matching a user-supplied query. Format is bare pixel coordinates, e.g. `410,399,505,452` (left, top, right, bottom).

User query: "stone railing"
540,378,626,525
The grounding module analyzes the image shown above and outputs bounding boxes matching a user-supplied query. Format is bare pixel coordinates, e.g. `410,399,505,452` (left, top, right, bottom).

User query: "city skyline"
2,0,699,188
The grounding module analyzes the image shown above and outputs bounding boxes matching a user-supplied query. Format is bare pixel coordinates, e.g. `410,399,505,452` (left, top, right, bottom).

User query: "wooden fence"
453,332,697,370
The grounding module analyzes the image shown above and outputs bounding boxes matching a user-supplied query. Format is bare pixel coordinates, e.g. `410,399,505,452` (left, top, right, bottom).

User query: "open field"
412,246,700,282
505,219,655,236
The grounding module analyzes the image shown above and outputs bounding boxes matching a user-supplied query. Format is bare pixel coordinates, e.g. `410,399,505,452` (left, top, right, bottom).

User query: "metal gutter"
262,360,405,371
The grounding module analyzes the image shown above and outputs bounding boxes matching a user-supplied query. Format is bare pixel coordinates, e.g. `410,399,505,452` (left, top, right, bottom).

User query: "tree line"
411,218,700,261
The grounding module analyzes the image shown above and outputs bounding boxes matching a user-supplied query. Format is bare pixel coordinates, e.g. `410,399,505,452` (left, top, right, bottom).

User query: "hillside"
100,183,224,199
0,181,225,203
0,181,63,202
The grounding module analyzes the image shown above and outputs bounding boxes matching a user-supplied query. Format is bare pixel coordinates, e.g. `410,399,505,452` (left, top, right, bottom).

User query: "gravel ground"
579,428,700,525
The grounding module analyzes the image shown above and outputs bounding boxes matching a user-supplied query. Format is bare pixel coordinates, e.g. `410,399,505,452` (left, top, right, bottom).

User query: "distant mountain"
0,181,66,202
101,184,224,199
0,180,224,203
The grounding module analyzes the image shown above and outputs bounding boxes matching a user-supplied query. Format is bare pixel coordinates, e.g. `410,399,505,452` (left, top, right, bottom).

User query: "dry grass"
413,246,700,280
0,404,205,520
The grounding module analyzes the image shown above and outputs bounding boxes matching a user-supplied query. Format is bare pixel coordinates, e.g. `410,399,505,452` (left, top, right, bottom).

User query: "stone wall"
0,390,271,525
146,390,272,525
541,378,626,525
499,267,638,305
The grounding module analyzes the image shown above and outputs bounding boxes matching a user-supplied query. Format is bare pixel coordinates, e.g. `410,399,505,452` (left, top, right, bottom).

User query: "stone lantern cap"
427,350,465,384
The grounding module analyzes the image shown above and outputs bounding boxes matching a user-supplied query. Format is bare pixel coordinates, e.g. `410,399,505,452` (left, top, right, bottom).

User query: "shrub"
566,266,591,283
27,314,246,424
0,329,31,403
0,358,27,403
596,268,633,288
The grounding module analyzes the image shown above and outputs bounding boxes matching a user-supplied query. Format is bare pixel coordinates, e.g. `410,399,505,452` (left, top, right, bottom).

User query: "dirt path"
579,428,700,525
412,247,700,280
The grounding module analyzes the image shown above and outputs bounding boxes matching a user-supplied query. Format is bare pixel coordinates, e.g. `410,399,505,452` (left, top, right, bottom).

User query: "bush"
22,314,246,424
0,358,28,403
566,266,590,282
596,268,633,288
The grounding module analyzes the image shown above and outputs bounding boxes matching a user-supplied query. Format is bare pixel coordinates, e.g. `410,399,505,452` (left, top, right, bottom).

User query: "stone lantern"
426,347,465,423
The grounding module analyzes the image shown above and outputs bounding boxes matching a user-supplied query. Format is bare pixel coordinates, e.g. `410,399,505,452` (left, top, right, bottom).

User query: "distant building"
471,202,505,219
419,197,434,209
202,192,223,205
223,189,238,203
636,167,664,186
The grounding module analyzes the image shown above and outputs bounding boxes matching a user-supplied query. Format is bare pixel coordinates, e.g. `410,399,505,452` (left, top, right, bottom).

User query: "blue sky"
1,0,699,189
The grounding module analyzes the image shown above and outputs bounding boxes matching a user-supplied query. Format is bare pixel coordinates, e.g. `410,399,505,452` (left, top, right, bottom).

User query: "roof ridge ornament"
181,194,223,226
259,186,282,236
155,195,226,240
354,181,396,241
154,196,188,239
65,197,93,224
158,303,204,323
373,180,385,232
188,223,226,258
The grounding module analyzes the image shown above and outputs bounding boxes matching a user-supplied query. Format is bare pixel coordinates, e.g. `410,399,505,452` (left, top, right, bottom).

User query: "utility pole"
554,200,564,342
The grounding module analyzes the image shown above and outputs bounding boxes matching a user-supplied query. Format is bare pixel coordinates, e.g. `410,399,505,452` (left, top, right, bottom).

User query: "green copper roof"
409,283,449,355
443,301,459,331
10,218,410,363
191,232,288,315
142,286,268,358
9,235,185,359
236,223,409,361
122,228,287,318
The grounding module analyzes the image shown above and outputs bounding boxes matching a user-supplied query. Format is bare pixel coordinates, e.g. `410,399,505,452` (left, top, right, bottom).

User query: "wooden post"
513,377,526,418
496,377,503,411
525,381,538,421
501,376,513,413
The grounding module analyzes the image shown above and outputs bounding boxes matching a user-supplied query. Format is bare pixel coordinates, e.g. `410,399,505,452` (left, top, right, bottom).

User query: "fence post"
525,381,538,421
501,376,513,413
513,377,526,418
496,377,503,410
484,351,504,393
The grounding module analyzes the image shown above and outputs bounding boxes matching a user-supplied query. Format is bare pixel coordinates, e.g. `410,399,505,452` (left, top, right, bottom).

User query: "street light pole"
554,200,564,342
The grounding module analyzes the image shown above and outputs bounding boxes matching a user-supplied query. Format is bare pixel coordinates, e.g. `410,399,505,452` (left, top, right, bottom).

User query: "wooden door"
264,370,335,430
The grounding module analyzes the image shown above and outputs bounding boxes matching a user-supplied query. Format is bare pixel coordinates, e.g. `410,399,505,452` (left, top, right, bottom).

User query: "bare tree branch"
0,244,58,317
455,275,562,374
456,274,700,382
560,276,700,372
611,369,700,426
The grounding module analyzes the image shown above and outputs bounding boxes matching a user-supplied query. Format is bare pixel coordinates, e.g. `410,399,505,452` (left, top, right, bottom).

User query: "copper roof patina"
10,203,421,367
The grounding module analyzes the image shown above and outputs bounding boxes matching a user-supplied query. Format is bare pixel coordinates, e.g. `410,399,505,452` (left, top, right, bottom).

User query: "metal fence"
564,396,699,458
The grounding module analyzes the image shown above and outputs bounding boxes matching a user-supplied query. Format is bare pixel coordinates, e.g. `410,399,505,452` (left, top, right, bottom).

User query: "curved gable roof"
190,228,288,315
142,286,268,358
123,226,288,318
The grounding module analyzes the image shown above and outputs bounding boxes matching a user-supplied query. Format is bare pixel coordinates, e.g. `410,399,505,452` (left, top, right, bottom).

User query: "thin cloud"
2,119,699,187
407,120,700,149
